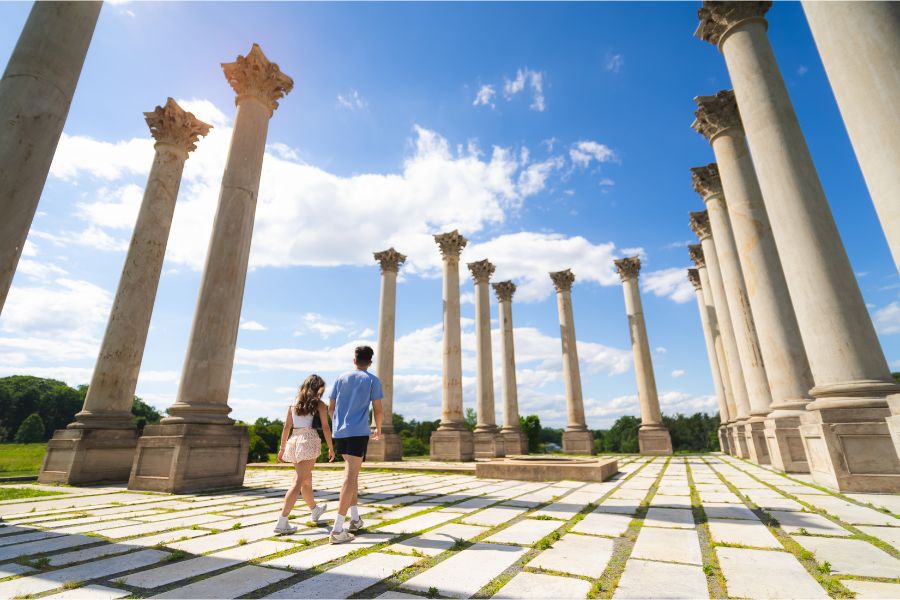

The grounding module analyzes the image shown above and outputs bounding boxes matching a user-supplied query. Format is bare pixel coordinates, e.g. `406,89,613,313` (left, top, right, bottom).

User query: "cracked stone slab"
796,536,900,578
631,526,702,565
527,532,613,578
716,546,827,599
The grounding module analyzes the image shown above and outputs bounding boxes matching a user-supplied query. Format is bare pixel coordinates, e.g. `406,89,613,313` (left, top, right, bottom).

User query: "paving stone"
483,518,561,545
461,505,527,526
631,526,701,565
153,565,293,598
0,532,97,561
856,525,900,547
100,514,226,539
0,529,62,547
47,584,131,599
745,492,805,512
707,517,781,549
571,511,632,537
267,552,418,598
528,532,613,577
401,542,527,598
612,559,708,599
797,536,900,578
716,546,828,599
642,507,695,529
844,493,900,514
610,488,648,501
767,509,851,536
376,591,424,598
165,522,280,554
494,571,591,599
443,496,498,513
47,542,135,566
56,519,143,533
263,532,394,570
126,528,210,547
0,562,35,578
649,494,693,509
0,549,168,597
376,504,432,521
377,509,458,534
697,490,741,503
795,495,896,526
842,580,900,599
594,498,639,515
387,523,486,556
701,502,758,521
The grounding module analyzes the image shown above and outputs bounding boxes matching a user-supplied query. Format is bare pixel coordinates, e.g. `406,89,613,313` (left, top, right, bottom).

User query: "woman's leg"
298,459,317,509
280,463,304,518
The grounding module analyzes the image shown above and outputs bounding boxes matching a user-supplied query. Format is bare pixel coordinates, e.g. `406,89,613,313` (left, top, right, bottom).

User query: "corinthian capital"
695,1,772,47
467,259,495,283
434,230,467,259
692,90,742,141
374,248,406,274
691,164,723,200
144,98,211,154
613,256,641,282
688,244,706,267
550,269,575,293
222,43,294,115
690,211,713,241
492,280,516,302
687,268,702,290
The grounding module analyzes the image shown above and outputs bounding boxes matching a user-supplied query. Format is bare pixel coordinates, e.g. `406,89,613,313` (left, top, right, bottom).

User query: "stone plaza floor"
0,454,898,599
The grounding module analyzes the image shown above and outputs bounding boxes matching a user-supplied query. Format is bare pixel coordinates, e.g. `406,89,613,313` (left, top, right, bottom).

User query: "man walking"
328,345,383,543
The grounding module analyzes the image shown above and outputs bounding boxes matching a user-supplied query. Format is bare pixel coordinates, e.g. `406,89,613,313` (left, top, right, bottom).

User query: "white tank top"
291,405,315,429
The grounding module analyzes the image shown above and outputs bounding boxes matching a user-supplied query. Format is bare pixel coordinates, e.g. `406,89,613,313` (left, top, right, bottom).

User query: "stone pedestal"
730,423,749,459
474,430,506,460
39,429,138,485
502,430,528,456
717,427,731,454
639,426,673,456
887,395,900,460
562,430,594,455
764,415,809,472
430,427,474,462
743,418,771,465
367,432,402,463
129,423,249,493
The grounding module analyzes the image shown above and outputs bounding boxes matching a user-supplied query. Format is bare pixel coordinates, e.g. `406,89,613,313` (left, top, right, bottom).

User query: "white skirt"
282,428,321,463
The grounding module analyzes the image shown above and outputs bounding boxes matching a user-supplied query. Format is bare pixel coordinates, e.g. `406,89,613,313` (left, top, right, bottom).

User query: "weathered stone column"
614,257,672,455
493,281,527,455
694,91,814,472
687,268,732,454
430,230,474,461
692,165,771,465
368,248,406,462
689,215,752,458
550,269,595,455
0,1,102,313
40,99,210,485
697,1,900,491
802,1,900,270
129,45,293,493
468,259,505,459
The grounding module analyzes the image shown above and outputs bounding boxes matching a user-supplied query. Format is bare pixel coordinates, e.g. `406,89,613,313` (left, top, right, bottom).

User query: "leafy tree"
132,397,162,433
600,415,641,453
464,408,477,432
401,434,429,456
247,432,269,463
519,415,542,452
538,426,563,446
14,413,44,443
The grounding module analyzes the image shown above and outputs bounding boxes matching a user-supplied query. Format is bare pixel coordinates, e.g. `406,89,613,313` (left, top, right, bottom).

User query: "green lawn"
0,443,47,477
0,486,61,501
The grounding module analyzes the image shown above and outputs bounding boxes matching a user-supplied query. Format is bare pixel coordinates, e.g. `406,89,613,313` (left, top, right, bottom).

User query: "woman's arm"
318,401,335,462
277,406,292,462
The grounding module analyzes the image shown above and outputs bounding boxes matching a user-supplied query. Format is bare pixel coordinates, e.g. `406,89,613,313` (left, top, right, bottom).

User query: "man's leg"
334,454,362,532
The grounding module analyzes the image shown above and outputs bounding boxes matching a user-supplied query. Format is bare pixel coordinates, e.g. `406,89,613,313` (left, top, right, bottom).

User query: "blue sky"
0,1,896,429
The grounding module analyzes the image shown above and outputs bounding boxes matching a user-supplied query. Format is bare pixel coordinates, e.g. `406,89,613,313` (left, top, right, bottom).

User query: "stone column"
694,90,814,472
39,100,210,485
367,248,406,462
550,269,595,454
689,215,752,459
493,281,527,455
468,259,505,459
802,1,900,270
614,257,672,455
691,165,772,465
129,45,293,493
697,2,900,492
687,268,731,454
0,1,102,313
430,230,474,461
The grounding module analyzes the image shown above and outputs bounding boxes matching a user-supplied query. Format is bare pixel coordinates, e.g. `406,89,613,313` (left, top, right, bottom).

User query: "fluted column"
0,2,102,313
687,269,731,454
692,165,771,464
39,99,210,485
429,230,474,461
694,91,813,472
129,44,293,493
697,1,900,491
614,257,672,455
468,259,505,459
493,281,527,455
802,1,900,270
368,248,406,462
550,269,595,455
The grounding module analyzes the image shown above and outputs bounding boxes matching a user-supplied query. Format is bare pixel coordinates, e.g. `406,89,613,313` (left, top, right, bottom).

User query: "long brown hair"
295,374,325,416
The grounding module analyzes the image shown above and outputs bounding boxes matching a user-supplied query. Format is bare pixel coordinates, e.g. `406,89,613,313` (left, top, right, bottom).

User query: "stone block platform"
0,454,897,598
475,456,618,482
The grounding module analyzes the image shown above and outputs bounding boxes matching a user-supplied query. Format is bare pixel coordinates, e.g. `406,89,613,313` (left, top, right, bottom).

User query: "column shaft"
494,281,527,455
688,270,730,425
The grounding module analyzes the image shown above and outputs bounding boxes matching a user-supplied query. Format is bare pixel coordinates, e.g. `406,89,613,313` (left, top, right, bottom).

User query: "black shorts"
334,435,369,459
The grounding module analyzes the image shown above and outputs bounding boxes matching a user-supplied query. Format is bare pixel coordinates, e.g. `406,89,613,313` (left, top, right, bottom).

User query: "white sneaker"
274,521,298,535
311,503,328,523
348,517,364,533
330,529,355,544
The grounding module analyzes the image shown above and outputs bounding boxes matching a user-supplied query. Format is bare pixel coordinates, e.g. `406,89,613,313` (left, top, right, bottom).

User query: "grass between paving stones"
684,459,728,598
705,457,853,598
0,487,63,501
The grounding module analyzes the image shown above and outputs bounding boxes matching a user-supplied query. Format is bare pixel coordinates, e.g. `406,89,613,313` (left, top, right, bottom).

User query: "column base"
717,426,731,454
800,406,900,493
562,430,595,455
638,426,673,456
39,428,138,485
473,430,506,459
128,423,249,493
764,414,809,473
429,427,474,461
744,419,771,465
367,430,402,462
501,429,529,455
730,423,749,458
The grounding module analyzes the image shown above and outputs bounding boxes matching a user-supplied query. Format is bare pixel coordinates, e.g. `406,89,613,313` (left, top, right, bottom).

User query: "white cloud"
605,52,624,74
797,65,808,76
874,301,900,334
641,267,694,304
655,346,667,354
240,320,268,332
671,369,686,378
569,140,616,168
337,90,367,110
296,313,349,339
473,85,496,108
503,68,546,112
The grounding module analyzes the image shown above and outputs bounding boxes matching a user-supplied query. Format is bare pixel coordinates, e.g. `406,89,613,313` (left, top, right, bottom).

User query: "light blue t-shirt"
329,370,383,438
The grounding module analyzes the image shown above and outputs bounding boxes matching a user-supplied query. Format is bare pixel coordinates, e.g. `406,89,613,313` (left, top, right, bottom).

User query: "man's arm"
372,399,383,441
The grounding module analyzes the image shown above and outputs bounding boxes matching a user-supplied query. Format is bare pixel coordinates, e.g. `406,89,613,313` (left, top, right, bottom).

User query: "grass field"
0,443,47,477
0,486,61,501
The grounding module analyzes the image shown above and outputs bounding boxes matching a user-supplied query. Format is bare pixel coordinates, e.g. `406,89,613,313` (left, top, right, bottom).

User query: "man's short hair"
355,345,374,365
